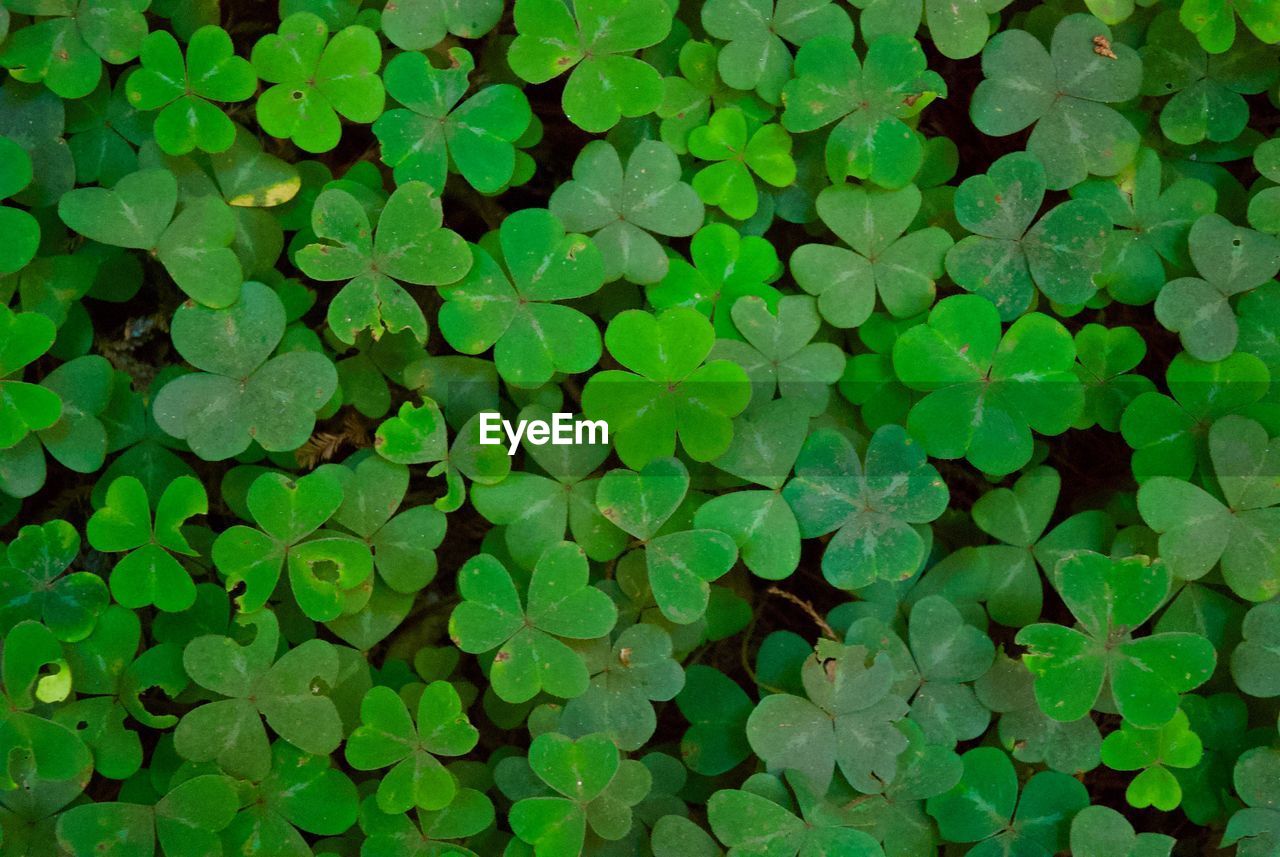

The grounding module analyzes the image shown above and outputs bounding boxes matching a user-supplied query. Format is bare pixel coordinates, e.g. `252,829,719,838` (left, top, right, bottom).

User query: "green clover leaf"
0,305,61,450
380,0,502,50
1015,552,1217,727
1073,324,1156,431
677,664,754,775
597,457,739,624
508,0,673,132
0,520,107,642
970,14,1142,189
782,35,946,188
549,139,704,284
1232,601,1280,698
1070,805,1175,857
783,425,947,589
689,107,796,221
905,595,996,745
0,136,40,275
1101,708,1203,811
55,775,239,857
700,0,852,103
153,281,338,460
945,151,1111,318
86,475,207,612
708,772,883,857
0,0,148,98
449,543,617,703
791,181,953,327
582,307,752,468
657,39,771,152
297,181,471,344
346,682,479,813
374,47,532,194
926,747,1089,854
175,609,344,779
1138,414,1280,601
438,208,605,388
1154,214,1280,362
1179,0,1280,53
891,294,1084,475
125,26,257,155
924,0,1013,58
57,167,243,306
1248,138,1280,234
359,788,495,856
251,12,384,153
647,222,783,338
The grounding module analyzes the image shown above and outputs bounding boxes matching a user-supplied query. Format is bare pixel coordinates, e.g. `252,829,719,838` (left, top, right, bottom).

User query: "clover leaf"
892,294,1084,475
1071,805,1175,857
346,682,479,813
1180,0,1280,53
791,181,953,326
747,640,910,793
1101,708,1203,811
1073,324,1156,431
359,788,495,857
597,457,739,624
125,26,257,155
709,295,845,416
1155,214,1280,362
374,47,532,194
55,775,238,857
971,15,1142,189
1232,602,1280,698
782,35,945,188
380,0,502,50
438,208,605,388
1015,552,1217,727
647,222,783,338
676,664,754,775
926,747,1089,854
251,12,384,153
175,609,344,779
549,139,704,284
657,39,769,152
86,475,206,612
905,595,996,746
0,520,107,642
449,543,617,703
1072,148,1217,305
946,151,1111,318
0,622,90,789
689,107,796,221
582,307,752,468
57,167,242,306
708,772,883,857
297,180,470,344
0,0,148,98
0,137,40,275
1249,137,1280,234
153,281,338,460
1223,748,1280,856
0,306,61,450
700,0,852,103
212,467,374,619
508,0,673,132
783,425,947,589
1138,415,1280,601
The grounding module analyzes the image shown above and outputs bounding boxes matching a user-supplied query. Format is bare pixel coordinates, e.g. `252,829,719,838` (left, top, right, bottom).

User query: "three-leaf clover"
374,47,532,194
700,0,853,103
380,0,503,50
152,281,338,460
689,107,796,221
783,425,948,589
507,0,673,132
437,208,605,388
549,139,704,284
449,542,617,703
175,609,343,779
597,457,739,624
1232,602,1280,698
1179,0,1280,53
1015,552,1217,727
346,682,479,813
1138,415,1280,602
0,520,108,642
0,306,61,451
251,12,384,153
581,307,752,468
1154,214,1280,362
55,775,239,857
946,152,1111,318
86,475,206,612
0,136,40,274
1101,708,1203,811
791,181,953,327
926,747,1089,855
891,294,1084,475
125,25,257,155
970,15,1142,189
707,772,883,857
298,181,471,345
0,0,148,98
782,35,946,188
57,167,242,307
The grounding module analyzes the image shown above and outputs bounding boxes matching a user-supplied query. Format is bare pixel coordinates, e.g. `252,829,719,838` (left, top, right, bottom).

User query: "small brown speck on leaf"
1092,35,1117,59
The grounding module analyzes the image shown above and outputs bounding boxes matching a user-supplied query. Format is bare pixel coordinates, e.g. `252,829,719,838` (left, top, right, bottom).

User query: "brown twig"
764,585,838,641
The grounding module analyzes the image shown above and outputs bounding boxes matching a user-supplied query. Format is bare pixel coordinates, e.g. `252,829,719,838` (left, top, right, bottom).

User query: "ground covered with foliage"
0,0,1279,853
